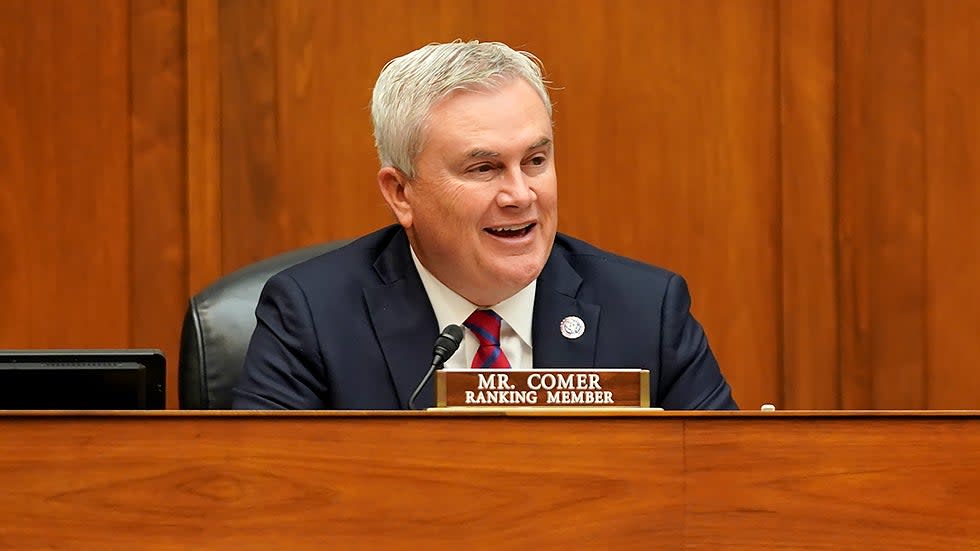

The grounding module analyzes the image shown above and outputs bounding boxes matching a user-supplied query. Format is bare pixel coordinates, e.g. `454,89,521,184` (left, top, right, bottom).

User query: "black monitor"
0,349,165,409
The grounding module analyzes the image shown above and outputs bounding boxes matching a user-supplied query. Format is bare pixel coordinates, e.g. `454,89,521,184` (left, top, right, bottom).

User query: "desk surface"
4,408,980,417
1,411,978,550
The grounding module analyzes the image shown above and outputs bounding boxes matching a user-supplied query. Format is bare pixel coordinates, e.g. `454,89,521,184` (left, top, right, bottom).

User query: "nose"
496,167,537,209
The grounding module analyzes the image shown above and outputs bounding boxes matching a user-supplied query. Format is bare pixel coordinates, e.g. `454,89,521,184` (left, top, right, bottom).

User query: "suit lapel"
363,230,439,408
532,247,600,368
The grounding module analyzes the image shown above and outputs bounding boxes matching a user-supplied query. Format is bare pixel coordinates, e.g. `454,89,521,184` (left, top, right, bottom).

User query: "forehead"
422,79,553,154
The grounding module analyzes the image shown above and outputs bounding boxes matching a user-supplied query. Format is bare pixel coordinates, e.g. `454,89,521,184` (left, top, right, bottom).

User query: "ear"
377,167,414,229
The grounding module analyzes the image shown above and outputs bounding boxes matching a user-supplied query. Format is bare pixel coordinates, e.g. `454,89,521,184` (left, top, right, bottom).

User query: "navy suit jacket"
233,225,737,410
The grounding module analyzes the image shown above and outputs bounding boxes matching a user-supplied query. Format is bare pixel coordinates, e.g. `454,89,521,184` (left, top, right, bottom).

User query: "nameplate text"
435,369,649,408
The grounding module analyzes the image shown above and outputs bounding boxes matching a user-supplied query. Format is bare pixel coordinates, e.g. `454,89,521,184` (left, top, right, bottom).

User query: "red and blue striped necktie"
463,309,511,369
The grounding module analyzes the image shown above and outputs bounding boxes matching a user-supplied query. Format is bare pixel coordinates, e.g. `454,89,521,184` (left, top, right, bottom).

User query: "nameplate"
435,369,649,408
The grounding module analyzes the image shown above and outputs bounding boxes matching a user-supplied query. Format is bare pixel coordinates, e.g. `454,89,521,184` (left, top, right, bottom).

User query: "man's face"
380,78,558,307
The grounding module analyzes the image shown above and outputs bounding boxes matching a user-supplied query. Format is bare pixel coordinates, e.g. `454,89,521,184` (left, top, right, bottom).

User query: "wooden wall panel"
5,0,980,409
218,0,280,271
838,0,927,409
925,1,980,408
779,1,838,408
130,0,187,408
0,0,132,349
0,0,32,348
274,0,407,254
186,0,222,294
836,0,876,409
1,0,189,407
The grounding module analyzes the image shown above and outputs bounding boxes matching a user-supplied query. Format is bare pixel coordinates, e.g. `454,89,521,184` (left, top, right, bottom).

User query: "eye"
466,162,499,177
523,154,548,168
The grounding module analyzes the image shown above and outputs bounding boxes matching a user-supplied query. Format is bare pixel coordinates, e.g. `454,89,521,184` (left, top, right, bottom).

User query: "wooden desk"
1,411,978,550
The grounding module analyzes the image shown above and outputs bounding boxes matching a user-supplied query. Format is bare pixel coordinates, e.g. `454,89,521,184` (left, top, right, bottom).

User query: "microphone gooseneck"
408,325,464,410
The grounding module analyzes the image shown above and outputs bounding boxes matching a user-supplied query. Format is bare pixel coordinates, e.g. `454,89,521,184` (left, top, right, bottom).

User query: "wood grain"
686,418,980,549
836,0,878,409
130,0,187,408
837,0,927,408
779,0,838,409
218,0,282,272
0,0,131,348
3,412,980,548
276,0,395,247
186,0,223,294
0,414,685,550
924,0,980,408
0,0,31,347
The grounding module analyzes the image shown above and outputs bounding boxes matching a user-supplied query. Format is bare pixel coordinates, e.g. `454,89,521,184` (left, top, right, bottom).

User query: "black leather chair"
178,239,352,409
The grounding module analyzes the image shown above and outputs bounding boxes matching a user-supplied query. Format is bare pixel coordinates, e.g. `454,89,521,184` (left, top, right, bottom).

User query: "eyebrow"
466,137,553,159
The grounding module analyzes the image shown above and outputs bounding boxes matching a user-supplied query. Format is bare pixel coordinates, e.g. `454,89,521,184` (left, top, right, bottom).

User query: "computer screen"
0,349,165,409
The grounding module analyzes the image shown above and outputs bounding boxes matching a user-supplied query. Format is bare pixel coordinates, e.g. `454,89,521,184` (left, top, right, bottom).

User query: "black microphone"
408,324,464,410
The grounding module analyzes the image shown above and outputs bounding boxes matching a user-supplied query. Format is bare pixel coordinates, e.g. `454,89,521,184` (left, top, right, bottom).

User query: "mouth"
484,222,536,239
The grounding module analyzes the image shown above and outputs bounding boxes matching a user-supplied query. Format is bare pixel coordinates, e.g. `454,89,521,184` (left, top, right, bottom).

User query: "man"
233,40,737,410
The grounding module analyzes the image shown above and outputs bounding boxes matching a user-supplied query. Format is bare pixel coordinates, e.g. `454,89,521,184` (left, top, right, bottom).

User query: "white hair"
371,40,552,178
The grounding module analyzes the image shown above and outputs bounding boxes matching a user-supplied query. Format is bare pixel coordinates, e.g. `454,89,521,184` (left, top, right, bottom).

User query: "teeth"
489,223,532,232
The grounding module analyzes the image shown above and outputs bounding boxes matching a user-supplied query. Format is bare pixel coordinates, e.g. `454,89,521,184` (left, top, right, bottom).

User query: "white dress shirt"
410,246,535,370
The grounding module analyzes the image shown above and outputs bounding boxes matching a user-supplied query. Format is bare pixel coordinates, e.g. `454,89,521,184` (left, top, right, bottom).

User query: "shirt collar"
410,245,536,348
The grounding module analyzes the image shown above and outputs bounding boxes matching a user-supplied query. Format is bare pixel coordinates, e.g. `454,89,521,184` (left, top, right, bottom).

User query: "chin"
491,257,546,290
